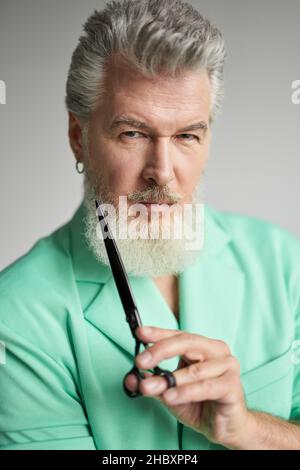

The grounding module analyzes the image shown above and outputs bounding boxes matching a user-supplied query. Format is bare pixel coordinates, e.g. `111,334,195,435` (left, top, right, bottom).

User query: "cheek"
89,137,140,185
109,169,139,194
176,148,207,187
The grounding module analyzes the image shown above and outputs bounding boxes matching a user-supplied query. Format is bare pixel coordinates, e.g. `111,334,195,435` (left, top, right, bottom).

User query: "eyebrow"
108,115,208,134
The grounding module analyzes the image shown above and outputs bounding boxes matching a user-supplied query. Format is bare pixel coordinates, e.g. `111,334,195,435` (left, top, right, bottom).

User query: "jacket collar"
69,202,112,284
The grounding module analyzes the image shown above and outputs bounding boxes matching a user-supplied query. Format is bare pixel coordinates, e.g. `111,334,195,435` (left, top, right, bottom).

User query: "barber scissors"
95,199,177,398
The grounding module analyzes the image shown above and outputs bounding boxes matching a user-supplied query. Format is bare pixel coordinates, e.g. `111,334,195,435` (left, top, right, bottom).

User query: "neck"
152,274,179,320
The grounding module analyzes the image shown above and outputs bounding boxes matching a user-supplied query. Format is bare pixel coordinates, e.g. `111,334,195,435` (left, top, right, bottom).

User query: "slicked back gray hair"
65,0,226,124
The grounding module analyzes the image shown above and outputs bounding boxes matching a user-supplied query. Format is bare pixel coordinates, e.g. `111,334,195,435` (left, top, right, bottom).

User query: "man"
0,0,300,450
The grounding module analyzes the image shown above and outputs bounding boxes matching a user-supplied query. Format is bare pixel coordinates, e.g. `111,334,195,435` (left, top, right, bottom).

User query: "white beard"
81,173,205,277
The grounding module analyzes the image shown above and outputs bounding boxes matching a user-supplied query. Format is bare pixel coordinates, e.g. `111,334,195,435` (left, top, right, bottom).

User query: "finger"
124,374,139,393
137,326,230,359
174,355,239,386
136,325,181,341
124,371,153,393
163,371,241,406
139,356,237,397
135,330,230,370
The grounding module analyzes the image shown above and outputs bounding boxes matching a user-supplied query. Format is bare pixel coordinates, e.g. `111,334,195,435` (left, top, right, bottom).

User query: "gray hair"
65,0,226,124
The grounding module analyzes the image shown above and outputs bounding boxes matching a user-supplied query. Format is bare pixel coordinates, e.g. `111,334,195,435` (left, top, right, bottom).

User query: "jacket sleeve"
0,320,96,450
290,294,300,423
288,238,300,423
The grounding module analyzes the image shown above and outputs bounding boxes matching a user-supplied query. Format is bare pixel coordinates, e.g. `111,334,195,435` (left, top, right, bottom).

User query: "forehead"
99,55,212,125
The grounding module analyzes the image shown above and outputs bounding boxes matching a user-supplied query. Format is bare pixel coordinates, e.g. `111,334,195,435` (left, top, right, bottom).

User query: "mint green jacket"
0,202,300,450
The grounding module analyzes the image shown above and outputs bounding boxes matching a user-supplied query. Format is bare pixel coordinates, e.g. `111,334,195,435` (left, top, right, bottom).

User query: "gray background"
0,0,299,271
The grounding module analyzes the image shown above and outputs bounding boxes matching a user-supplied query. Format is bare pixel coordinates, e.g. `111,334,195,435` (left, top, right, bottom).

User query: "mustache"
84,171,183,205
128,185,182,204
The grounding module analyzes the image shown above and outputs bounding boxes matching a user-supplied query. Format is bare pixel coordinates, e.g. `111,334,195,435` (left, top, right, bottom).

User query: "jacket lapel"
69,201,245,450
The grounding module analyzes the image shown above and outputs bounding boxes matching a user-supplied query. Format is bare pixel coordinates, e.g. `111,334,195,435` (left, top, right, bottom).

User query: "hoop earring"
76,161,85,174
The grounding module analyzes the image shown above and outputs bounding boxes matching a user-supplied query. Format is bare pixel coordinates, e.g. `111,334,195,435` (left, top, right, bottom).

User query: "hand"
124,325,250,449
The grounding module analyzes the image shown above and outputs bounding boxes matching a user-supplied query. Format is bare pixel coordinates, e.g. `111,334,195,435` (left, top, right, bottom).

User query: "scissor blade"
95,199,143,330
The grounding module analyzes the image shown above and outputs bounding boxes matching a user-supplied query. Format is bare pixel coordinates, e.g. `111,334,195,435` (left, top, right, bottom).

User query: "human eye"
177,133,199,142
120,131,145,139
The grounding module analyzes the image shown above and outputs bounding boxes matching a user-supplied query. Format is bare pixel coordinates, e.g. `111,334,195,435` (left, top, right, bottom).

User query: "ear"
68,112,85,162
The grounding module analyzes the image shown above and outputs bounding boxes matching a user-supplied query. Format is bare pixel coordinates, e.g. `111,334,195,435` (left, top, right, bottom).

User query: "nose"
142,138,175,186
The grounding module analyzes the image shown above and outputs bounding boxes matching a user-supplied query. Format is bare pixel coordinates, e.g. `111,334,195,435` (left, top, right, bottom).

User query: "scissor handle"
123,365,177,398
123,366,146,398
152,366,177,388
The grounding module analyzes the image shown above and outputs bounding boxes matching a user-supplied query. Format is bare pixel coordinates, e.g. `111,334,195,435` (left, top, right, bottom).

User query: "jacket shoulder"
205,205,300,282
206,204,300,252
0,222,72,294
0,220,76,355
